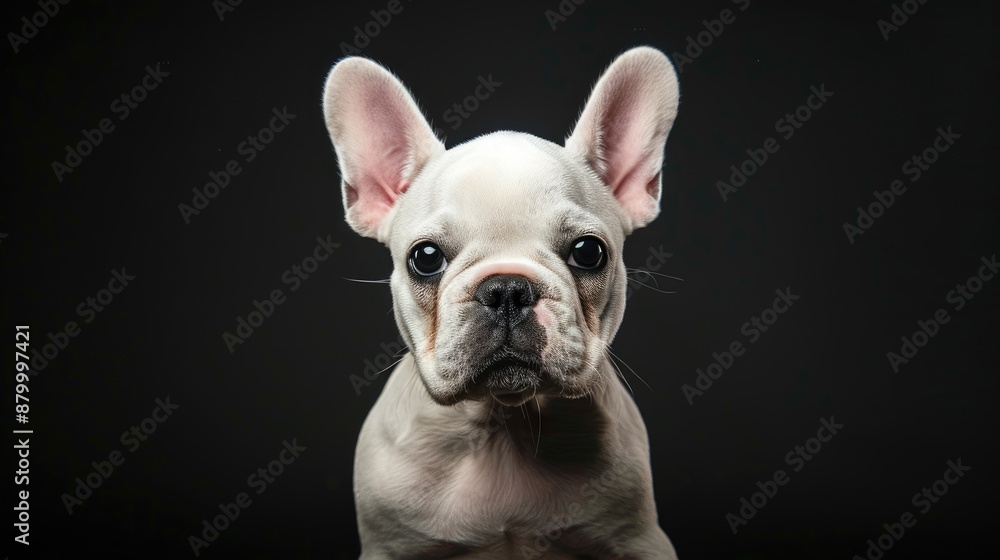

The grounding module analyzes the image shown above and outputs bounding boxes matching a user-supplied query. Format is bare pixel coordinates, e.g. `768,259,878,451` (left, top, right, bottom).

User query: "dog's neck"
389,354,624,474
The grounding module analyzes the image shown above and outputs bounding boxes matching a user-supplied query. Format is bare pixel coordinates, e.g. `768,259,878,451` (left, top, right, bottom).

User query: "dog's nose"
474,274,539,328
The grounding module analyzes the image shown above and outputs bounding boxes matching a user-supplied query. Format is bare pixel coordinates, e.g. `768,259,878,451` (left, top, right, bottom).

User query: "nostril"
480,287,503,308
474,275,540,323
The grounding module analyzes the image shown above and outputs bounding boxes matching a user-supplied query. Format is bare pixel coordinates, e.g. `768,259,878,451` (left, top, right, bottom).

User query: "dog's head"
322,47,679,406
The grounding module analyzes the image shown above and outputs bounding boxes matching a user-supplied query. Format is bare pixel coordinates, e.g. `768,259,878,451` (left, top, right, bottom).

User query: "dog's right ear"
322,58,444,241
565,47,680,234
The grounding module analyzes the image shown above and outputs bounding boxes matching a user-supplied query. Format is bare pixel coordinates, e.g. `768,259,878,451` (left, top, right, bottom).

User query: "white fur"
322,47,681,559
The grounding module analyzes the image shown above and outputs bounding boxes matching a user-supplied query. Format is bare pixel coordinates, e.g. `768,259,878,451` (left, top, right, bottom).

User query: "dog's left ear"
322,57,445,242
566,46,680,233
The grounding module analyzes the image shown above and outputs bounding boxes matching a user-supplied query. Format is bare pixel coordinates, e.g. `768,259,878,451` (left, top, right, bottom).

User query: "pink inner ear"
347,179,410,234
611,168,660,221
567,49,678,229
596,81,660,219
342,79,419,232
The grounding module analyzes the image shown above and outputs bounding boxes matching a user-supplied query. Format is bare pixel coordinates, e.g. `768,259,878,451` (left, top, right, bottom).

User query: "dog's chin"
473,355,545,404
424,358,598,407
425,374,595,407
479,362,543,407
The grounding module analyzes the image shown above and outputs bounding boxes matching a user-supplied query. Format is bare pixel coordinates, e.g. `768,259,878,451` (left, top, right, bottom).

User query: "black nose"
474,274,539,328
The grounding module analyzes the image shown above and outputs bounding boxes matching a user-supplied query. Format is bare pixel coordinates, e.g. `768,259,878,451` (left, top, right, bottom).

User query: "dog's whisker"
341,276,392,284
605,352,635,397
589,361,626,419
501,401,517,450
625,268,685,282
623,278,677,294
604,345,652,391
520,401,536,455
533,390,542,459
625,269,661,288
373,357,404,378
586,362,607,397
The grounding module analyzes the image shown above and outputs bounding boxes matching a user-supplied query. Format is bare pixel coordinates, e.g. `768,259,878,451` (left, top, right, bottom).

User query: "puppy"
322,46,680,559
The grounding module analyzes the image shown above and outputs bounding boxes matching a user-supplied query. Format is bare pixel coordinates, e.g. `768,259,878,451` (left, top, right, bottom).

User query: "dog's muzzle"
468,274,548,405
473,273,538,327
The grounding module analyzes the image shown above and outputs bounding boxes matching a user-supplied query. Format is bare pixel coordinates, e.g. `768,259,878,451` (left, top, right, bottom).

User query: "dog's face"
386,134,629,406
323,47,679,406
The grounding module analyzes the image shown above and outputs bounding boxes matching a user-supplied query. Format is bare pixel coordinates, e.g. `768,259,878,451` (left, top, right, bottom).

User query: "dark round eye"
567,236,606,270
409,242,447,276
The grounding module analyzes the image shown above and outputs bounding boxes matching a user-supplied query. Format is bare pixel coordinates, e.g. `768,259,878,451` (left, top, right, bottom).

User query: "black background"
3,0,998,558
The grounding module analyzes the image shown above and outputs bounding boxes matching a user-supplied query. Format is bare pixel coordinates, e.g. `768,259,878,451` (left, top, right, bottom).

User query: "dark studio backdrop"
3,0,997,558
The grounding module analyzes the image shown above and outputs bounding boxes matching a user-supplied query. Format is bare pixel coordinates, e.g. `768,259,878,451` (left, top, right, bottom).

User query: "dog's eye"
567,236,606,270
409,242,447,276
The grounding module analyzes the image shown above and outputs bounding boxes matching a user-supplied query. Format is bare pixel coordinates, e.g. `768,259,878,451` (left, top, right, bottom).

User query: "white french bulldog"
322,46,681,559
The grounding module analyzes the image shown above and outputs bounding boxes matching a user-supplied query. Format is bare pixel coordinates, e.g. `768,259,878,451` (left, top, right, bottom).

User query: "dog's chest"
382,431,609,548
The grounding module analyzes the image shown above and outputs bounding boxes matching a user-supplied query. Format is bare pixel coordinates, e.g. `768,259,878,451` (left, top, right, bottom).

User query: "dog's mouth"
470,353,546,406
